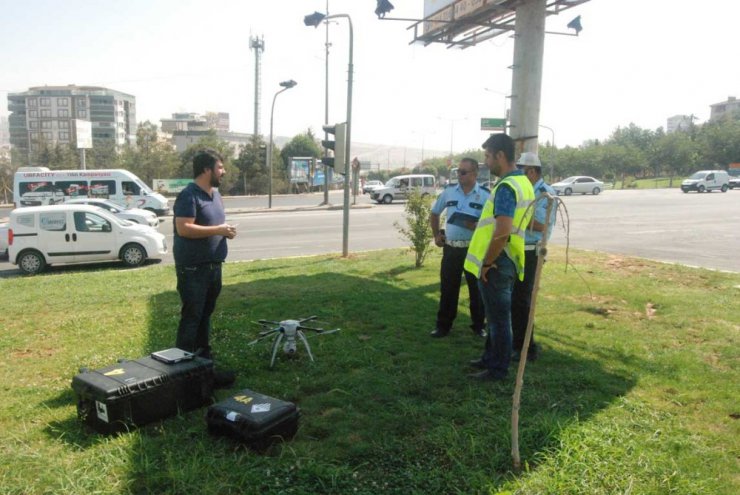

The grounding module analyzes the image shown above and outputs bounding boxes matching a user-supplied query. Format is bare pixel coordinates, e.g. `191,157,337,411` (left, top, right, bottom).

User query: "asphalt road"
2,188,739,275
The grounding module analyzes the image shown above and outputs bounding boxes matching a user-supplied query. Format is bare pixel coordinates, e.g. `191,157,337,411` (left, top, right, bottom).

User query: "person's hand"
221,223,237,239
481,262,497,283
434,231,445,247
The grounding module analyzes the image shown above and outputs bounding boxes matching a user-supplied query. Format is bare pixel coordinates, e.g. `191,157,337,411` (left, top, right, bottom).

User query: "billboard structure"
413,0,589,48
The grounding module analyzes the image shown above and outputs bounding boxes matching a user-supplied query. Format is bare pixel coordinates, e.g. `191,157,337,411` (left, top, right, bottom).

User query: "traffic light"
321,122,347,174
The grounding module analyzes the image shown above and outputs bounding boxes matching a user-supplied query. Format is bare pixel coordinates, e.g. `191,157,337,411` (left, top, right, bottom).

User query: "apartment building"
709,96,740,121
7,85,136,154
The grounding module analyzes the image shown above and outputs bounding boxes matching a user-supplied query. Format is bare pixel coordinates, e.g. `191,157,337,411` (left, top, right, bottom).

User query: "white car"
8,205,167,275
552,176,604,196
0,222,8,259
362,180,383,194
63,198,159,227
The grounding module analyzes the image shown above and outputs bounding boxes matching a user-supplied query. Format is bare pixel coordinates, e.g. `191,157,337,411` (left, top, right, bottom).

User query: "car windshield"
689,172,707,180
560,177,578,184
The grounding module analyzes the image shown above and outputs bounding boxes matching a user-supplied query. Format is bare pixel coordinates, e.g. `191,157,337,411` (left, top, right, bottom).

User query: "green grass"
0,248,738,494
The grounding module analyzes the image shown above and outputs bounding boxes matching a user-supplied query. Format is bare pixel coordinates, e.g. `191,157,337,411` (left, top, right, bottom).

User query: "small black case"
71,350,214,434
206,389,300,447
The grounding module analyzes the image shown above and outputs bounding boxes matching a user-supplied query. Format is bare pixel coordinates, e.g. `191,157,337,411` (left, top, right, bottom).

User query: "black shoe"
213,369,236,389
430,329,449,338
469,358,486,370
467,370,505,382
471,327,487,338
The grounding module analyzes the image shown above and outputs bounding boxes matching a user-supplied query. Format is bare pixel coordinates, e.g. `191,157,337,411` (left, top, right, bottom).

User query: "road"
1,189,739,275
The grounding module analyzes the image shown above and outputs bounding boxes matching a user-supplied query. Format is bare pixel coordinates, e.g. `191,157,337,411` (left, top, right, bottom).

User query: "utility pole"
322,0,331,205
508,0,546,155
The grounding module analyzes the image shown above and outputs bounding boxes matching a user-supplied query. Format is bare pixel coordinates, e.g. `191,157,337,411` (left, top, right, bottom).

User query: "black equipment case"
206,389,299,446
71,351,214,434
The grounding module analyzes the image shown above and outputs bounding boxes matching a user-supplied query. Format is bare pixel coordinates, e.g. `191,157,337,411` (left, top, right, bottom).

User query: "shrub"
394,189,434,267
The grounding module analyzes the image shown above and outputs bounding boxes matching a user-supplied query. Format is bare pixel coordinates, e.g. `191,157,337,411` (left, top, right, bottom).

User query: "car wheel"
592,187,601,195
721,184,728,192
18,250,46,275
564,188,573,196
382,194,393,204
120,243,146,267
697,185,705,193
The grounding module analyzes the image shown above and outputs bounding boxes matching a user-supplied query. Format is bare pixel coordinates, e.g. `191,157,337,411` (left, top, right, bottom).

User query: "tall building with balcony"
6,85,136,155
666,115,693,133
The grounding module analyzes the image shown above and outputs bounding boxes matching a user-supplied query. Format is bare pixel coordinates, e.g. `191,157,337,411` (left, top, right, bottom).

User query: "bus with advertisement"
13,167,169,216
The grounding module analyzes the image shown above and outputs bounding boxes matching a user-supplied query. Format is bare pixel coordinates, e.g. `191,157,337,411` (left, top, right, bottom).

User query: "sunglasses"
457,169,474,176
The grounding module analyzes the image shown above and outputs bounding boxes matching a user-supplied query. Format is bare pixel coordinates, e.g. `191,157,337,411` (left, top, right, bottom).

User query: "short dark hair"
482,133,515,163
460,157,479,172
192,148,224,178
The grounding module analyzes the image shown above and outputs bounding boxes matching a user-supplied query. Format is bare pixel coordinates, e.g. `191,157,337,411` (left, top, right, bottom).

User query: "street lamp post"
305,10,353,257
268,80,297,209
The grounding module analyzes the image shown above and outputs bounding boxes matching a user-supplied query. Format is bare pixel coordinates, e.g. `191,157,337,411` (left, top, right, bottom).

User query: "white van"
14,168,170,216
8,204,167,275
370,174,437,204
681,170,730,193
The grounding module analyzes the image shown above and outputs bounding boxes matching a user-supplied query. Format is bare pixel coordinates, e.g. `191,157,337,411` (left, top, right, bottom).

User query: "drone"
248,316,340,367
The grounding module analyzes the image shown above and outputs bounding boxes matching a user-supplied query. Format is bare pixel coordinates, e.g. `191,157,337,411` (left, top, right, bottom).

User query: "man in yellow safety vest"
464,134,535,381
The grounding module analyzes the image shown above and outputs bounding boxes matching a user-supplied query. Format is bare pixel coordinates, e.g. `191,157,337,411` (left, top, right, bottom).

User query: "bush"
394,189,434,267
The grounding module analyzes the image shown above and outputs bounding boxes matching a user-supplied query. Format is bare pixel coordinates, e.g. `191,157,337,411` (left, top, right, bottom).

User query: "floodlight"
375,0,394,18
304,11,325,27
566,15,583,35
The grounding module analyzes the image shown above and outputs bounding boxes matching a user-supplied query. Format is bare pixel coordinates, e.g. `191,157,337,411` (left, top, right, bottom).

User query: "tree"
394,189,434,268
233,135,268,195
120,121,180,186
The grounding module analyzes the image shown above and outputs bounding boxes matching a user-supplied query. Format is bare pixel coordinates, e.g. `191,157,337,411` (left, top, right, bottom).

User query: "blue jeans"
175,263,223,354
477,254,517,379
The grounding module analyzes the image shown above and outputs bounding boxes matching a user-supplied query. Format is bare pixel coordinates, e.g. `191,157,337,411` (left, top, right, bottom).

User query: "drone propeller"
298,326,341,335
257,319,281,326
247,332,280,346
298,315,318,324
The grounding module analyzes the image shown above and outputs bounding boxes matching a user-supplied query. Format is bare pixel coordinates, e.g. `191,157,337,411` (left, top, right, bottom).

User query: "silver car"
64,198,159,227
552,176,604,196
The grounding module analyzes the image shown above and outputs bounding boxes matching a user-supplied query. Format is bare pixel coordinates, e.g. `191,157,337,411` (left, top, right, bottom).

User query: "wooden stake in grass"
511,193,558,471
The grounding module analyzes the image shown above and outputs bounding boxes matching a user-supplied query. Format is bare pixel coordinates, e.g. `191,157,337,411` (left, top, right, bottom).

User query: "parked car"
362,180,383,194
8,205,167,275
63,198,159,227
681,170,730,193
729,176,740,189
552,176,604,196
0,222,8,259
370,174,437,204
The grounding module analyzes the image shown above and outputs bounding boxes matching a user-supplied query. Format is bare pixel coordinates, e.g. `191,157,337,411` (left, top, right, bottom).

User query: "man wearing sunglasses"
429,158,490,339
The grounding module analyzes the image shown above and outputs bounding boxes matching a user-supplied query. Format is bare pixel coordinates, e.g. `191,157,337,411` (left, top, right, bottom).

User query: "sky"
1,0,738,156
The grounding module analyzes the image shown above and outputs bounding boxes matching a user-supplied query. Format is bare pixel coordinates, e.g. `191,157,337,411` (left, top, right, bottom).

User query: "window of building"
40,97,51,106
58,109,69,117
77,98,87,107
58,120,69,129
59,132,70,141
29,121,39,129
28,98,38,107
40,121,52,129
42,132,52,140
57,97,69,106
30,132,39,140
77,109,87,118
40,109,51,117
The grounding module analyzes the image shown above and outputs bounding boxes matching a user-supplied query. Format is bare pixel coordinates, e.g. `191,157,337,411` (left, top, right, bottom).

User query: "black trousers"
511,249,539,352
175,263,223,354
436,244,485,333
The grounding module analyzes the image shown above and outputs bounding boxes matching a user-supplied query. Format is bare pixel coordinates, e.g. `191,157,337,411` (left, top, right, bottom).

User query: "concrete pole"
509,0,546,156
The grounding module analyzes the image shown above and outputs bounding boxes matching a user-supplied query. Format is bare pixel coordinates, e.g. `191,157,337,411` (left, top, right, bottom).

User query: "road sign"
480,117,506,131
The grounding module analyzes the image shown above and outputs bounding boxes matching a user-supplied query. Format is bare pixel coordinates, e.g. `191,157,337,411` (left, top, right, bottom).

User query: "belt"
524,245,538,251
446,239,470,248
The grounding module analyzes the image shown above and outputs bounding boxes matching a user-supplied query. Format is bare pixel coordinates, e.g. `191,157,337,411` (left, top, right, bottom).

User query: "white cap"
516,152,542,168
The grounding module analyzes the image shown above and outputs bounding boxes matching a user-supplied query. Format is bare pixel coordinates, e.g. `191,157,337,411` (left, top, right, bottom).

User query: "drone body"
249,316,339,367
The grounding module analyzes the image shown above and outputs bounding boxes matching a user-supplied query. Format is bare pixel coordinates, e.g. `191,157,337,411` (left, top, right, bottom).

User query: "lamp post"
268,79,297,209
305,10,353,257
539,124,555,182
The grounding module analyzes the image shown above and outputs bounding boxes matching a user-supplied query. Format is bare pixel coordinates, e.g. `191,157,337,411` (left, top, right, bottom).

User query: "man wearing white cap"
512,152,557,362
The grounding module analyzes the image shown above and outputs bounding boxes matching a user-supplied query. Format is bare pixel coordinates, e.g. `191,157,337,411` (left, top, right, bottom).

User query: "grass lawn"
0,247,738,494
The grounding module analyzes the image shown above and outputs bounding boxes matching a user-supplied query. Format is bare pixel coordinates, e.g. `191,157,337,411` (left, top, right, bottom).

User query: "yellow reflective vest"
464,173,535,281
